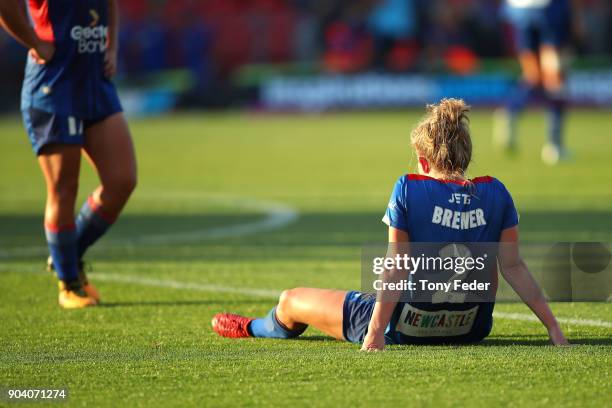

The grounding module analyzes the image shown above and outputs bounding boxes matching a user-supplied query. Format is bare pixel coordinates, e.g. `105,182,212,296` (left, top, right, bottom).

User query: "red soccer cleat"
211,313,254,338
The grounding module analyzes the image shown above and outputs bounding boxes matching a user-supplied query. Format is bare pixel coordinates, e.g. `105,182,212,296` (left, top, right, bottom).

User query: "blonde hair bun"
411,98,472,179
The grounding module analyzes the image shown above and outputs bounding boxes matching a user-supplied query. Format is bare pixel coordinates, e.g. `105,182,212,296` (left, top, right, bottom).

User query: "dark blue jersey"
21,0,121,119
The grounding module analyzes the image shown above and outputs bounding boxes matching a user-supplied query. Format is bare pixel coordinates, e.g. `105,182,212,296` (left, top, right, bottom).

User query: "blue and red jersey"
377,174,519,344
383,174,519,242
21,0,121,119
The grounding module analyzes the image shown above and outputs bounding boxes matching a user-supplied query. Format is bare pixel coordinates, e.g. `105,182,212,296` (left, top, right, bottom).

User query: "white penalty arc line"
0,195,299,258
91,273,612,329
118,197,298,246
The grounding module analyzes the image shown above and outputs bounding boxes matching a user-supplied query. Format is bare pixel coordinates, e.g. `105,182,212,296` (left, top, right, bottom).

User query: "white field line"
0,195,298,259
2,261,611,329
492,311,612,329
0,264,609,328
91,273,281,298
90,272,612,329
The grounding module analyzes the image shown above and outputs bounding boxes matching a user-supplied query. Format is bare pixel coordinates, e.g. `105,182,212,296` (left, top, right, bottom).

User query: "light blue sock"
248,307,307,339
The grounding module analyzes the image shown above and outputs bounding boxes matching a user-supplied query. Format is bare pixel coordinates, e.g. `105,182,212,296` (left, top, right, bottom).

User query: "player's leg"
213,288,348,340
260,287,346,339
495,22,542,150
539,44,567,163
76,112,137,259
518,50,543,87
538,2,571,164
39,144,81,281
22,108,96,308
540,45,564,92
515,49,543,115
38,145,96,308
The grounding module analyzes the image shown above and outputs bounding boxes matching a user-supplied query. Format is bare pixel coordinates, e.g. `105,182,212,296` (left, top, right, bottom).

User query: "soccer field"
0,110,610,407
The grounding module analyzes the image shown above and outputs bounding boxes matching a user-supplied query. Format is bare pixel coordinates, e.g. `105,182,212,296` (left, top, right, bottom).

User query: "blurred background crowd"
1,0,611,109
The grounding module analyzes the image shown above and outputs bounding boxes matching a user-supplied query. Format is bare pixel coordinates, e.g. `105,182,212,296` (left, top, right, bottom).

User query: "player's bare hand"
104,47,117,78
29,40,55,64
360,331,385,352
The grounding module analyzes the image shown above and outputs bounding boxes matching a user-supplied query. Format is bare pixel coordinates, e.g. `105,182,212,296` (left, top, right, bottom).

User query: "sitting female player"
212,99,569,349
0,0,137,308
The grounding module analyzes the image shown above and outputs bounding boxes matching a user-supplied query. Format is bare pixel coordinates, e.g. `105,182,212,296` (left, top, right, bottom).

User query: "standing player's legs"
76,112,137,261
213,288,347,340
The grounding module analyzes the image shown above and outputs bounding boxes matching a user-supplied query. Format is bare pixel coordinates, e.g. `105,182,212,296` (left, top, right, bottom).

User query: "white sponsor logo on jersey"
395,304,479,337
70,9,107,53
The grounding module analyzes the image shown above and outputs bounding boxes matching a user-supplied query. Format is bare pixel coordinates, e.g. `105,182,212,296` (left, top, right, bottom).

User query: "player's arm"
498,226,569,346
104,0,118,77
0,0,37,48
0,0,54,63
361,226,409,352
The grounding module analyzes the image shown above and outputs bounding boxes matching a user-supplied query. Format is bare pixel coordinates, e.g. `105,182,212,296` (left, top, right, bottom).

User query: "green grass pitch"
0,110,610,407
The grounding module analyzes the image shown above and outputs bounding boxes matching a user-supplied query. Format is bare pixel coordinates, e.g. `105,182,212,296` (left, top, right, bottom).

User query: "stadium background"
1,0,612,112
0,1,611,407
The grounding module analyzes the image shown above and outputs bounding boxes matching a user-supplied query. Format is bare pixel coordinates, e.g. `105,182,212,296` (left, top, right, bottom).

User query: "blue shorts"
505,3,571,52
342,291,383,344
21,108,118,155
343,291,494,345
